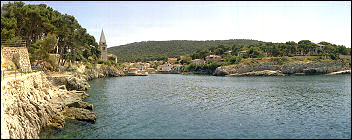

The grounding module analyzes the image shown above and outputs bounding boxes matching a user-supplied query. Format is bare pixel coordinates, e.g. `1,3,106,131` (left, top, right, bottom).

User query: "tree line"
179,40,351,74
189,40,350,62
1,2,101,67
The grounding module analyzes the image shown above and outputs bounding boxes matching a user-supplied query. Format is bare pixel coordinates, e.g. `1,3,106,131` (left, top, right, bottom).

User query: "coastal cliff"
1,72,92,139
1,64,125,139
50,64,125,91
214,59,351,76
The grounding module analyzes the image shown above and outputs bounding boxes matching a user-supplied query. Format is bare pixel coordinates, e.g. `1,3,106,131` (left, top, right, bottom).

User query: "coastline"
0,64,125,139
1,61,350,138
213,60,351,76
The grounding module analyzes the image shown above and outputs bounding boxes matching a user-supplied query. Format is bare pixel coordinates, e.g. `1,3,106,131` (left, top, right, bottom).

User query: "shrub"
235,56,242,64
328,53,339,60
85,63,93,69
88,56,94,62
47,55,58,70
98,60,104,64
271,57,288,65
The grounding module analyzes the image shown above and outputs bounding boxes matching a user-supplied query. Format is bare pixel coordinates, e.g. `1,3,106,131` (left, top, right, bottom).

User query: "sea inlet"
40,74,351,139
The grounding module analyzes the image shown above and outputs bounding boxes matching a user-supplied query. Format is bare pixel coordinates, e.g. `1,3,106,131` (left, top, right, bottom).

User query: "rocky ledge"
50,76,90,91
214,60,350,76
84,64,125,81
49,64,125,91
1,72,96,139
226,70,285,76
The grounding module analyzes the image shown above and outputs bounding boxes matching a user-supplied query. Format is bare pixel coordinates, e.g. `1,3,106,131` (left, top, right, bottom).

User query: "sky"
1,1,351,48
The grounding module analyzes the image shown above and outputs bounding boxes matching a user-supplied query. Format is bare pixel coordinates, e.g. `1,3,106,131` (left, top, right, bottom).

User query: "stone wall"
1,47,32,71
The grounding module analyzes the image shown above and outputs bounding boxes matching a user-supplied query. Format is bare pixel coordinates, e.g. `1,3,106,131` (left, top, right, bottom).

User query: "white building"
157,63,173,72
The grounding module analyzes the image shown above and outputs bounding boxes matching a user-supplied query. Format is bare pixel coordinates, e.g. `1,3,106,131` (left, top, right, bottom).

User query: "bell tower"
99,29,107,61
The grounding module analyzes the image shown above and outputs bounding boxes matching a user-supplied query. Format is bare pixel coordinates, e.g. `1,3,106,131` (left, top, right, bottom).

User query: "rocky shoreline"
214,60,351,76
1,64,125,139
1,60,350,138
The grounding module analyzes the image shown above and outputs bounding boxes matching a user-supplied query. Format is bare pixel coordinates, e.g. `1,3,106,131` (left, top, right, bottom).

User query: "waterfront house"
168,57,178,64
191,59,206,65
143,63,151,69
129,63,143,71
146,68,156,73
157,63,173,72
128,67,139,74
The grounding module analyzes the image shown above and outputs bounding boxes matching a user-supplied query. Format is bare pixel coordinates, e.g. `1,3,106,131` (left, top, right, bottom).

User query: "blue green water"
40,74,351,139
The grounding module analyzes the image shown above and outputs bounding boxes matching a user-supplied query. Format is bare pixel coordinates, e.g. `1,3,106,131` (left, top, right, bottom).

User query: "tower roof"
99,29,106,44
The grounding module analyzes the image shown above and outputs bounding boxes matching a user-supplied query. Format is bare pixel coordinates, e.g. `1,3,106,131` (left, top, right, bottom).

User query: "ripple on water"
40,74,351,139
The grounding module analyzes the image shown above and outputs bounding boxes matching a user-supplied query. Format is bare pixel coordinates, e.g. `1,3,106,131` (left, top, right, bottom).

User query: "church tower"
99,29,108,61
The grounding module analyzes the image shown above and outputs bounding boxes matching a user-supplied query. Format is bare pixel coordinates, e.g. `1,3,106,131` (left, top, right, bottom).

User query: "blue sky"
1,1,351,48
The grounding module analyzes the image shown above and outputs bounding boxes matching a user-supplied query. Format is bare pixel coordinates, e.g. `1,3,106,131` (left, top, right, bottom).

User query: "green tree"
336,45,348,55
1,2,101,66
248,46,264,58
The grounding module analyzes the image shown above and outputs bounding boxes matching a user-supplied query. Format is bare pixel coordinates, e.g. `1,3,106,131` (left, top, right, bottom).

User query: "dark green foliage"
183,62,220,74
108,39,262,62
1,2,101,66
248,46,264,58
97,60,104,64
328,53,339,60
180,56,191,65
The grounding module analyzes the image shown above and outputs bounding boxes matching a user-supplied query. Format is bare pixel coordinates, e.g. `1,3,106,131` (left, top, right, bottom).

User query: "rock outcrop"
84,64,125,81
50,76,90,91
49,64,125,91
1,62,125,139
226,70,285,76
66,101,93,110
62,108,96,123
214,60,350,76
1,72,96,139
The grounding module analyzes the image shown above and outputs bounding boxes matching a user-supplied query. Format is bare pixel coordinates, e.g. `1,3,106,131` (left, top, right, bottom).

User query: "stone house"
237,50,247,56
313,44,325,54
1,46,32,71
191,59,206,65
167,57,178,64
205,55,222,62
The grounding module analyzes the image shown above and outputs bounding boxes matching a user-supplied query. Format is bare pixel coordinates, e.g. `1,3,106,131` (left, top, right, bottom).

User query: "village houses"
237,50,247,56
191,59,206,65
205,55,222,62
157,63,173,72
167,57,178,64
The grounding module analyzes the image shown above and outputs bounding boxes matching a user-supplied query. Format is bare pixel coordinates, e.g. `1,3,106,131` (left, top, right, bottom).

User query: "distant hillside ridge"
108,39,262,62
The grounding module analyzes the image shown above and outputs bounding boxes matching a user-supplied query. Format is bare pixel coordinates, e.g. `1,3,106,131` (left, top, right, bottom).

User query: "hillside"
108,39,262,62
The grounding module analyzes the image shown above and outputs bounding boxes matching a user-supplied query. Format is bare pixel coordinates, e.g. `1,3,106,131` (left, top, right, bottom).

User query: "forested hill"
108,39,262,62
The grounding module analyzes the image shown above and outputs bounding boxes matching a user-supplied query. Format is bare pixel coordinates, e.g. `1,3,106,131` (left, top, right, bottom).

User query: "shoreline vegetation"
1,1,351,139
